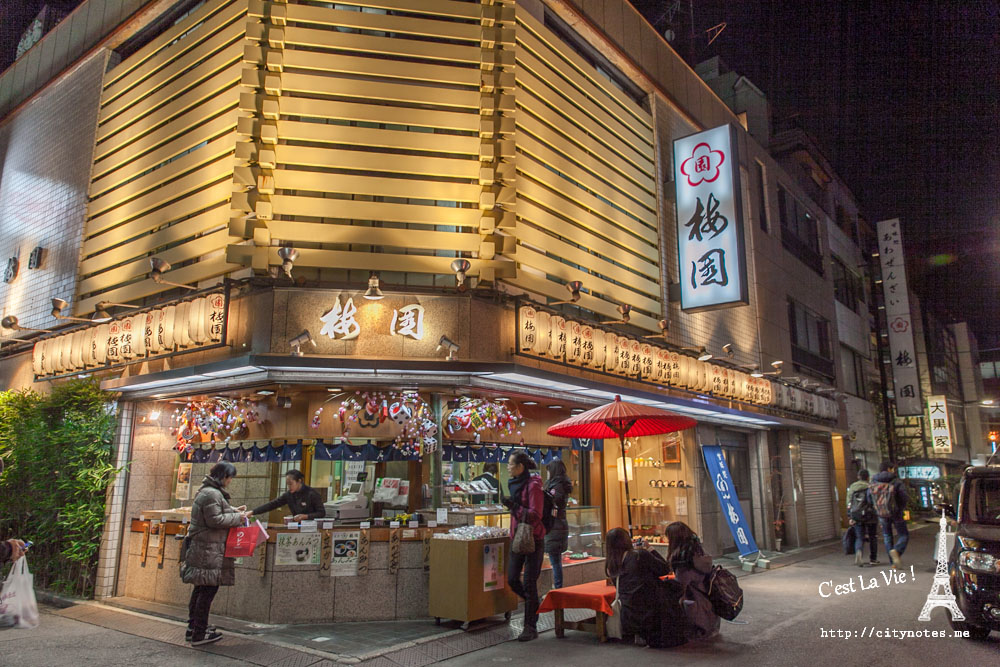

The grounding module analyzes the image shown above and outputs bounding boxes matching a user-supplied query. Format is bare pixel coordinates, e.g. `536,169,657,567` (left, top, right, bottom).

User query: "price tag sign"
409,520,419,529
436,508,448,524
427,521,438,528
390,521,400,529
360,522,371,529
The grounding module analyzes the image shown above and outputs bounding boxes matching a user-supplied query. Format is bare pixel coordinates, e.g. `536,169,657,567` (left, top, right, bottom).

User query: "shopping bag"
0,557,40,629
224,519,268,558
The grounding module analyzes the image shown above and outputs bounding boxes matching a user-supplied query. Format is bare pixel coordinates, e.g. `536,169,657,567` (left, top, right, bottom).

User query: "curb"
35,590,83,609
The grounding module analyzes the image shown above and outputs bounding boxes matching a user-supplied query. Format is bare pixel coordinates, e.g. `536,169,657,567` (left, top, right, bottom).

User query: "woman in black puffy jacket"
543,459,573,588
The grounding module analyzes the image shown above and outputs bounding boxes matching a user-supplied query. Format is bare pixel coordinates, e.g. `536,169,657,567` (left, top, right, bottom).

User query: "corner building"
0,0,862,622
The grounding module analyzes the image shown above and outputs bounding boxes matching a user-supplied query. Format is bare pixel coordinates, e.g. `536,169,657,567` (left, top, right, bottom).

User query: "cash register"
324,480,370,521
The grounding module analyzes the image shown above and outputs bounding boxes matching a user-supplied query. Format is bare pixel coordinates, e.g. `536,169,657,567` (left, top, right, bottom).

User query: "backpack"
869,480,897,519
705,565,744,620
849,487,876,523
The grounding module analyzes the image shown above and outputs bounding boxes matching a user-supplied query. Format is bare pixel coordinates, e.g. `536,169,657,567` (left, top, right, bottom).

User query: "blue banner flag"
571,438,603,451
701,445,759,558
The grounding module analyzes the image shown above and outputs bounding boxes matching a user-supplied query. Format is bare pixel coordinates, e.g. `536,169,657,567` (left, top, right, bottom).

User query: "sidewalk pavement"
31,522,931,666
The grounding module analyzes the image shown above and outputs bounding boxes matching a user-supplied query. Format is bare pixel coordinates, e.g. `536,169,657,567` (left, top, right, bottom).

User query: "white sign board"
927,395,952,454
329,530,360,577
877,219,922,416
275,532,322,566
673,124,748,311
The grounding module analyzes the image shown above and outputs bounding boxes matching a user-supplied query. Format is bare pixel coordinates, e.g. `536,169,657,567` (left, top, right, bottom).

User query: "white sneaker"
889,549,901,568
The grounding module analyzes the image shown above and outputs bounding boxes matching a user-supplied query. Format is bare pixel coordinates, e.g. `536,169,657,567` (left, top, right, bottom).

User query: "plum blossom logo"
890,317,909,333
680,142,726,186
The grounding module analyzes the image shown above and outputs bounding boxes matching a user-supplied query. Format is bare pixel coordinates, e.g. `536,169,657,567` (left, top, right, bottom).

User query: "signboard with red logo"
877,218,922,415
673,124,748,312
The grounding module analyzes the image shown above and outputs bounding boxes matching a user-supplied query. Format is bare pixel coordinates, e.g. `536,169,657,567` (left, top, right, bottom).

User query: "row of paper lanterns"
33,294,226,377
518,306,838,421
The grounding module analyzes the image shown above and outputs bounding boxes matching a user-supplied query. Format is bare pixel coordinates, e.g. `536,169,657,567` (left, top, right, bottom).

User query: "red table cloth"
538,580,617,616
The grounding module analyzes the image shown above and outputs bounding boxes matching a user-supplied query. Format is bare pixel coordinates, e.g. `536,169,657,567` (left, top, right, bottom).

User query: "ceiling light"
289,330,315,356
327,387,342,392
149,409,161,420
150,257,197,290
363,271,384,300
1,315,51,333
550,280,583,305
277,247,299,280
495,396,510,401
548,404,563,409
256,390,275,396
437,335,460,361
522,401,538,406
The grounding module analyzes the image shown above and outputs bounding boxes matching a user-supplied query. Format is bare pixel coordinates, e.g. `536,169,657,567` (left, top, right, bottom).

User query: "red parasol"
547,395,697,534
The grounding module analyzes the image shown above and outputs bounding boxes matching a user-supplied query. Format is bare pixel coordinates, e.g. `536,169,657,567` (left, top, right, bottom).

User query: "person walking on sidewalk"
543,459,573,589
181,462,252,646
502,451,546,642
870,461,909,569
846,469,880,567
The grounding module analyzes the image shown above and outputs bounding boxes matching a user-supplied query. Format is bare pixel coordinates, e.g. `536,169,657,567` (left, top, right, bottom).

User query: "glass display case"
567,505,603,556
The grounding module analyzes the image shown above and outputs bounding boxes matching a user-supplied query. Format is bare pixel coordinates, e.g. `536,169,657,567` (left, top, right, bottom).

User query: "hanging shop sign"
876,218,922,416
702,444,759,558
32,291,226,379
897,465,941,481
926,395,952,454
516,304,837,422
673,124,748,312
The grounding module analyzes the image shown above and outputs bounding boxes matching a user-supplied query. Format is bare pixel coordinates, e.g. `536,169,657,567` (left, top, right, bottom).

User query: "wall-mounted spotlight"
550,280,583,305
437,335,460,361
451,258,471,291
601,303,631,324
50,297,93,323
683,346,712,361
150,257,197,290
1,315,51,333
276,396,293,409
289,330,315,356
644,319,670,339
363,271,384,300
749,366,764,378
761,360,784,376
722,343,735,359
277,247,299,280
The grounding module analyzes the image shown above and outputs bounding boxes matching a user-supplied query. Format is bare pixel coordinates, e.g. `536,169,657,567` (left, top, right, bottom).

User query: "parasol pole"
607,418,637,536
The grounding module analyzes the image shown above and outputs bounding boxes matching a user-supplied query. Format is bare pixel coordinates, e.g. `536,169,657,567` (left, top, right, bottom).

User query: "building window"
756,161,768,233
839,345,866,397
835,204,858,242
777,184,823,275
980,361,996,380
788,298,834,377
832,256,864,312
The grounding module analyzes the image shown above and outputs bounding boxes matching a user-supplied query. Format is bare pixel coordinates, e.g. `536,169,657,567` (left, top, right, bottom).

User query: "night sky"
629,0,1000,347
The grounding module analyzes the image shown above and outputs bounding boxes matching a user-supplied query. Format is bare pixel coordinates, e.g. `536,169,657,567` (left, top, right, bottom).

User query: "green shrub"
0,378,120,597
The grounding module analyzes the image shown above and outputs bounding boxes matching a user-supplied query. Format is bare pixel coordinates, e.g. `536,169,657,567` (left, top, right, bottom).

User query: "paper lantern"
518,305,538,352
161,305,176,350
207,293,225,342
533,310,550,356
31,340,43,376
549,315,566,359
566,321,582,363
188,297,208,344
145,309,162,354
120,317,136,360
131,314,147,358
589,327,606,369
70,330,85,370
174,301,191,348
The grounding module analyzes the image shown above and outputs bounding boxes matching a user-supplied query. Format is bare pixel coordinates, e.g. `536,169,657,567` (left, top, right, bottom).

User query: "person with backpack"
543,459,573,589
502,451,546,642
846,469,880,567
869,461,909,569
665,522,720,641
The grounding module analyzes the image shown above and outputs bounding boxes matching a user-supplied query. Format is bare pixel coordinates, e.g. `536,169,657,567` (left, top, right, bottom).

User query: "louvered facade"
74,0,662,331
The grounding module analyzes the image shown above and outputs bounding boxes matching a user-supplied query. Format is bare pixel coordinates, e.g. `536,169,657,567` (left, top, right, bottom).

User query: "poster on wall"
483,542,505,592
174,462,193,500
673,124,748,312
275,532,322,566
329,530,360,576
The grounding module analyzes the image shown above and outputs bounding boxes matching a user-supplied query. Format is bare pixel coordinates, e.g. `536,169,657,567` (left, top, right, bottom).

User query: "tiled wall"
0,49,106,336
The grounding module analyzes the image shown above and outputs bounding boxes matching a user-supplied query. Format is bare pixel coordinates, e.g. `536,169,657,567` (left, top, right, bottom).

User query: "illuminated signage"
926,395,952,454
673,124,748,312
877,218,922,416
898,465,941,481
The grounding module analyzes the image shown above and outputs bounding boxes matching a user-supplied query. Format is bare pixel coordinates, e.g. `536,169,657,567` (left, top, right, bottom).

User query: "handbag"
0,556,40,629
511,520,535,555
606,575,623,639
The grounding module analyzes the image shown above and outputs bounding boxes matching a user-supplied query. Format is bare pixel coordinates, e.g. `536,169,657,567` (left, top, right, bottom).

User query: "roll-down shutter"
800,440,835,542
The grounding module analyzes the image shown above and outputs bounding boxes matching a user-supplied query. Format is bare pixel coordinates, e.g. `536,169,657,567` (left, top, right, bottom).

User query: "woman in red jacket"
503,450,546,642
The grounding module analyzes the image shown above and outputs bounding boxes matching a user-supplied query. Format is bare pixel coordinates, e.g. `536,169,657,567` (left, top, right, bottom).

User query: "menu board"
275,532,322,566
329,530,360,577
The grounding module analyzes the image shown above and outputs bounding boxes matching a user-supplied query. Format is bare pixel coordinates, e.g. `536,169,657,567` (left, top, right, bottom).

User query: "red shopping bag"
225,519,268,558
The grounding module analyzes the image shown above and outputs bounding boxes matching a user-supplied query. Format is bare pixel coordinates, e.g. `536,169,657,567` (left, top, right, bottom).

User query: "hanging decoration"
444,397,524,438
311,390,437,457
170,398,260,453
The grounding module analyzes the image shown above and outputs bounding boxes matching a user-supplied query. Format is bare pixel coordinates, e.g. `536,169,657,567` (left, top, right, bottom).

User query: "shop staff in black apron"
252,469,326,520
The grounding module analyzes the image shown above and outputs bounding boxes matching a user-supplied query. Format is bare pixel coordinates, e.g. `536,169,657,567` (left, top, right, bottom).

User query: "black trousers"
188,584,220,636
855,522,878,562
508,540,545,630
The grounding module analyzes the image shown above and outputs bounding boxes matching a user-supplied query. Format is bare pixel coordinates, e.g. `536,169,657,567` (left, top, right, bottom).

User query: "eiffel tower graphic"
918,510,964,622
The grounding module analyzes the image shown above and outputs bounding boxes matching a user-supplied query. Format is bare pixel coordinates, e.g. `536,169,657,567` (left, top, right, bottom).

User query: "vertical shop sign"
673,124,748,312
926,395,952,454
702,445,759,558
877,218,922,415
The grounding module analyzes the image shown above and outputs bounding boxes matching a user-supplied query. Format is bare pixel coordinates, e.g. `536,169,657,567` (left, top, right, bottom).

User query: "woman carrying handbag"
502,451,546,642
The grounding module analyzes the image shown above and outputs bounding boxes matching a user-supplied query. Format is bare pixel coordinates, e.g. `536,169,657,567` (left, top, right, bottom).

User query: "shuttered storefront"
800,439,836,542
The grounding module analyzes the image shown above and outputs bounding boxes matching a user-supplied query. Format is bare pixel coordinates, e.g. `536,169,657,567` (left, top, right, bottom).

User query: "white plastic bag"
0,557,40,629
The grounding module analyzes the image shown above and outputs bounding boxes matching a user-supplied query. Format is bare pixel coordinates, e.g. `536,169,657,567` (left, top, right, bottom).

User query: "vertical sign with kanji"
926,395,952,454
876,218,922,415
673,124,748,312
